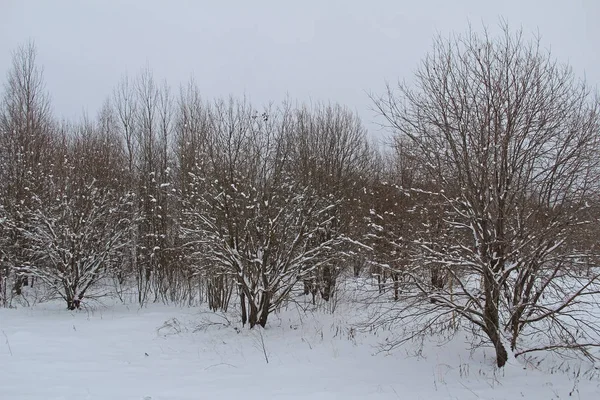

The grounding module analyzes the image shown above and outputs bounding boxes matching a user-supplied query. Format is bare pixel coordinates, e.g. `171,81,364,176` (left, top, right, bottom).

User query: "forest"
2,24,600,370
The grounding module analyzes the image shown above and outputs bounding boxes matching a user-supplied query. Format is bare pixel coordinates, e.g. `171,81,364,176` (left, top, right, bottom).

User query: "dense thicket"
2,25,600,367
0,44,374,327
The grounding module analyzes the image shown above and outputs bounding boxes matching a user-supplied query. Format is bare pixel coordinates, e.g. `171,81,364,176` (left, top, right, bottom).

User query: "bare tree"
373,24,600,367
150,80,179,303
181,98,345,327
0,41,54,299
362,152,413,300
0,206,8,306
110,69,177,305
113,74,138,175
16,126,132,309
174,79,211,199
173,80,216,306
290,103,375,301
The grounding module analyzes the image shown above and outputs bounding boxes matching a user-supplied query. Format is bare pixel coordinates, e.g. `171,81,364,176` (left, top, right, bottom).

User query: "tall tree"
373,24,600,367
0,41,54,298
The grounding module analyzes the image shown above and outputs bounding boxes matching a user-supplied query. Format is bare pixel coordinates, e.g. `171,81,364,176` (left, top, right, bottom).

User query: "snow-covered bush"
17,176,132,309
181,99,346,328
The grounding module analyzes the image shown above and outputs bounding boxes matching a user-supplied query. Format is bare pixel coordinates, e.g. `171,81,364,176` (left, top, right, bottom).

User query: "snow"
1,286,599,399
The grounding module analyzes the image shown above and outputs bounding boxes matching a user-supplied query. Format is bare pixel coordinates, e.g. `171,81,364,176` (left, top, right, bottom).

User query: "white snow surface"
1,288,600,399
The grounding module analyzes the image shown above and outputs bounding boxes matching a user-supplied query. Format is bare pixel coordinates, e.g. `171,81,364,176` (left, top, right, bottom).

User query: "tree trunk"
12,276,24,296
257,291,271,328
247,299,259,328
483,271,508,368
393,273,400,301
320,265,333,301
303,279,311,295
66,291,81,310
239,287,247,326
486,325,508,368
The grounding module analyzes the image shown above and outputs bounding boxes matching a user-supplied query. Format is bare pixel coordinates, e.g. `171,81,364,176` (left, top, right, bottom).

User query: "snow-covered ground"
1,286,599,399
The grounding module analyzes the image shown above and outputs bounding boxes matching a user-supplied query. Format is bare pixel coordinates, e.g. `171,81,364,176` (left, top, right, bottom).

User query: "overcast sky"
1,0,599,140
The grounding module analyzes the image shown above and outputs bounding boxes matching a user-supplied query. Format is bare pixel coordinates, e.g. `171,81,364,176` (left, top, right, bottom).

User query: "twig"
204,362,237,370
2,330,13,356
258,329,269,364
458,381,480,398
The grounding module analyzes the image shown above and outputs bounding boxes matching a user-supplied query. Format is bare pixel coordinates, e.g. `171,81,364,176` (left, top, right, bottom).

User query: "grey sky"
1,0,599,140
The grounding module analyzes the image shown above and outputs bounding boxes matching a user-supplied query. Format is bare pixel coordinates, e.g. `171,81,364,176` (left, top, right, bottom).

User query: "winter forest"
2,23,600,397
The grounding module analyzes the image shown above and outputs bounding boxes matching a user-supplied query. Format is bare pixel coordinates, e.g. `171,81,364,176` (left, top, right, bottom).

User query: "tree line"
2,24,600,367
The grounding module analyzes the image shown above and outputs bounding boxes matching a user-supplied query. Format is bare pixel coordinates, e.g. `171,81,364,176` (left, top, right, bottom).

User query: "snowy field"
1,285,600,400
